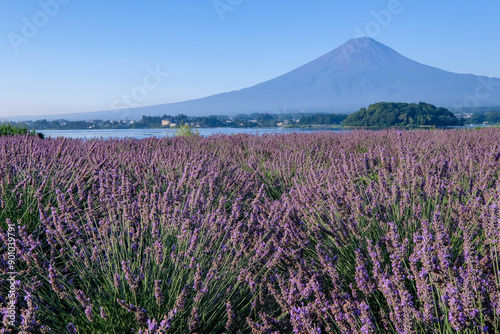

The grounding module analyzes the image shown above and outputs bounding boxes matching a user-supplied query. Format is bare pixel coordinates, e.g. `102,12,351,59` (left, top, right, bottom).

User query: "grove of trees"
343,102,463,127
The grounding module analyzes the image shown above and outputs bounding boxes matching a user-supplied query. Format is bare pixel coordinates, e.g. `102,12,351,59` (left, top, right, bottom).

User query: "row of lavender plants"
1,129,499,333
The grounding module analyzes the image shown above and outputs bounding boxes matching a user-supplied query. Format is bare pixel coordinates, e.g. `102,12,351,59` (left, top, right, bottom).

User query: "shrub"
173,123,200,137
0,123,42,138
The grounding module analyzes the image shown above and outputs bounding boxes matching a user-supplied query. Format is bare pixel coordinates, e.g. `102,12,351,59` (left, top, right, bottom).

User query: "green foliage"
343,102,462,127
0,123,44,138
173,123,200,137
0,123,35,137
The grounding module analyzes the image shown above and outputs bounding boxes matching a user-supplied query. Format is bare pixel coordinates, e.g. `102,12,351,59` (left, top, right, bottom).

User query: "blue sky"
1,0,499,118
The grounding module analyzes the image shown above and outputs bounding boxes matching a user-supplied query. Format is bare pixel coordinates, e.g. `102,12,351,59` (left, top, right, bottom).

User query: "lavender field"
1,129,500,333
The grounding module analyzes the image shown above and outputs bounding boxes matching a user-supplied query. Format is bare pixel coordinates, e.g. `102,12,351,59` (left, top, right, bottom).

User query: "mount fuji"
14,37,500,121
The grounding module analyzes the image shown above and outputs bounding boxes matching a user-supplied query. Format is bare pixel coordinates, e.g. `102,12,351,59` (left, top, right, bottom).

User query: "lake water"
42,127,346,139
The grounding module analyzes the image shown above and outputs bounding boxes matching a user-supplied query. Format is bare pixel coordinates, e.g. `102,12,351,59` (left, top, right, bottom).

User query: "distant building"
162,120,171,127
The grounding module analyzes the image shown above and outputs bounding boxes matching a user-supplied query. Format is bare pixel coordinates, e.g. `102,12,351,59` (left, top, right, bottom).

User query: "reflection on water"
42,128,346,140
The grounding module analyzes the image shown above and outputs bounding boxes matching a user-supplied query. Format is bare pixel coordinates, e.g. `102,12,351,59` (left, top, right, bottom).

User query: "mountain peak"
294,37,407,77
333,37,396,63
337,37,385,53
342,36,378,47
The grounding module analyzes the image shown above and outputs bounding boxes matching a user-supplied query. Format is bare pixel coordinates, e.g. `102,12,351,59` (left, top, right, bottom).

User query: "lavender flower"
355,249,375,296
189,307,199,331
121,260,139,290
100,307,107,320
114,273,121,289
154,280,164,306
66,322,78,334
225,301,235,332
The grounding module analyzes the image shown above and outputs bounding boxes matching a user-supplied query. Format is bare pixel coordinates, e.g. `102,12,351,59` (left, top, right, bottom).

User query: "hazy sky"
1,0,499,118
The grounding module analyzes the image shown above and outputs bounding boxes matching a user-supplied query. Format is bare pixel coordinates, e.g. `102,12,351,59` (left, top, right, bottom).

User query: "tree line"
7,113,348,130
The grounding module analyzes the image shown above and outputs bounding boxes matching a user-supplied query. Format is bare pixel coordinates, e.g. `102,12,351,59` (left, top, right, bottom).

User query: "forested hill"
342,102,462,127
